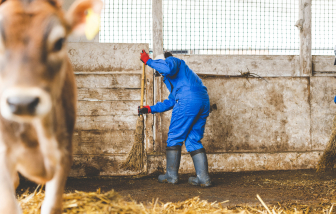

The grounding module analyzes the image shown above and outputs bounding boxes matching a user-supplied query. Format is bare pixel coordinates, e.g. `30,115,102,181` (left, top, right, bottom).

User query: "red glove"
140,50,151,65
138,105,151,114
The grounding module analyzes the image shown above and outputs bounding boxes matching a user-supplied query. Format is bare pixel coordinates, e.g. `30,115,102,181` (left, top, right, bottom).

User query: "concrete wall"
67,43,151,176
62,0,336,176
66,42,336,176
147,54,336,175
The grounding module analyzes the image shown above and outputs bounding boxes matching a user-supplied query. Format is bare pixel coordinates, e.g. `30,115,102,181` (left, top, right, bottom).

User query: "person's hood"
167,57,181,78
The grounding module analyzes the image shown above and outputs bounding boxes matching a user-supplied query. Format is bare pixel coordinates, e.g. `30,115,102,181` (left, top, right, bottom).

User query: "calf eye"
53,38,64,52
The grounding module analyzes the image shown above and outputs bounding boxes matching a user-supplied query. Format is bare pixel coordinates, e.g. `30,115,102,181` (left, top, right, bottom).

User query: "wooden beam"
145,61,154,154
152,0,163,58
298,0,312,76
152,0,164,153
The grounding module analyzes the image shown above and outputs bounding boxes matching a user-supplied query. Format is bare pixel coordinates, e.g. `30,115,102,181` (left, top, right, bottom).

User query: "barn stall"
15,40,336,213
18,42,336,214
18,0,336,213
66,43,336,177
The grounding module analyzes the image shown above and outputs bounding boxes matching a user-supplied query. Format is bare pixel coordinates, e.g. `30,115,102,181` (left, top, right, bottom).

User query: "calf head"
0,0,102,123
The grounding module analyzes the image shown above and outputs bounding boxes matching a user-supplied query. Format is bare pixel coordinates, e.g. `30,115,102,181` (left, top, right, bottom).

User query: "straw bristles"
120,115,144,171
19,187,329,214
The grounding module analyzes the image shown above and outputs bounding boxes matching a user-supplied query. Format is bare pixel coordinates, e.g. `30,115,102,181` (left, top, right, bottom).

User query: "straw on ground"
18,186,334,214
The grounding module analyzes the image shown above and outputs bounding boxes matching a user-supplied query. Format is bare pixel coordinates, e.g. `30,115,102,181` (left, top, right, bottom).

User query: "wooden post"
145,58,154,155
152,0,163,58
152,0,164,154
298,0,312,75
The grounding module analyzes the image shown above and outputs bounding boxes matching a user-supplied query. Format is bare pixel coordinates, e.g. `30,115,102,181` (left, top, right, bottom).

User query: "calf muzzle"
1,87,52,122
7,96,40,115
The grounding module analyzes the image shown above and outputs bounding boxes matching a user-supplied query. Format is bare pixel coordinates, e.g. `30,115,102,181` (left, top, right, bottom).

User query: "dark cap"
164,51,173,59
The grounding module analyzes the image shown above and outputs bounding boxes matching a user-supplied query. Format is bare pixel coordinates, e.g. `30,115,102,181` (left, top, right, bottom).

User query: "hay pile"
19,185,145,214
317,115,336,172
18,186,329,214
19,187,235,213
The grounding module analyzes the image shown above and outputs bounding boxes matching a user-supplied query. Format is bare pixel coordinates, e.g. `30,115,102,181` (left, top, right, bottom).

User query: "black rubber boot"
188,148,211,187
158,145,181,184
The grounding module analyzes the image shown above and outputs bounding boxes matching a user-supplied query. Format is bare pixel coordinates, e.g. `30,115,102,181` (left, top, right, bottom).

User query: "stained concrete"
69,43,150,177
68,43,147,72
68,42,336,176
177,55,301,77
203,77,311,153
147,152,321,174
310,77,336,150
313,55,336,73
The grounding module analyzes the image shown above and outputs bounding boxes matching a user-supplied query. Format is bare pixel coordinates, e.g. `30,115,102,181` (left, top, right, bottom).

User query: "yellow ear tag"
85,9,100,40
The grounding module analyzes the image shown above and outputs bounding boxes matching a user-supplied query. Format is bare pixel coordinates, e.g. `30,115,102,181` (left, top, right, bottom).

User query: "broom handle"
140,63,145,108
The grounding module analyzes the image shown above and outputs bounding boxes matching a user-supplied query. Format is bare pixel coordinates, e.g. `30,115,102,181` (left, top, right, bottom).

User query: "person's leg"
158,145,181,183
188,148,211,187
166,106,200,148
184,98,209,152
158,100,201,184
185,99,211,187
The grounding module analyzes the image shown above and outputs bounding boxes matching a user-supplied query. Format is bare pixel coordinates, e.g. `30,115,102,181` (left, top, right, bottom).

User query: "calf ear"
65,0,103,37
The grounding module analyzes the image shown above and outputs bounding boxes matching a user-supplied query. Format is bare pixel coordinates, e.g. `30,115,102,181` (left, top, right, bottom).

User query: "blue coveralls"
147,57,210,152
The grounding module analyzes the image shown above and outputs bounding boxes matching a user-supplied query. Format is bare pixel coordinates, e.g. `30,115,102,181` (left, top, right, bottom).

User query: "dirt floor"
16,169,336,210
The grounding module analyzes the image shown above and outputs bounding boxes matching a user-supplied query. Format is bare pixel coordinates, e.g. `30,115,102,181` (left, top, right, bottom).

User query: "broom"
120,63,145,171
317,114,336,172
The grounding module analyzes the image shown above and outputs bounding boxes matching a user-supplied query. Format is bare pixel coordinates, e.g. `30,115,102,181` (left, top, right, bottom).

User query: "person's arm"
150,93,176,113
147,57,179,76
140,50,179,76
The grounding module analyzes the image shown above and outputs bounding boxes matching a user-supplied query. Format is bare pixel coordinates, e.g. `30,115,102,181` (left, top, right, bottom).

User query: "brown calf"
0,0,102,213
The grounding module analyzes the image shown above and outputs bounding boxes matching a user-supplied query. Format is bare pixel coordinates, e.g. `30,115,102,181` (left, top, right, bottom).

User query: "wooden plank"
147,152,320,174
313,56,336,73
299,0,312,76
76,115,137,130
75,74,141,89
77,88,141,101
176,55,300,77
77,101,138,116
68,43,149,72
73,130,135,155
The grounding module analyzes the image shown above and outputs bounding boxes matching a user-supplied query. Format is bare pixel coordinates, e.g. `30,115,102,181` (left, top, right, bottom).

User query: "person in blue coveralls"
138,50,211,187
